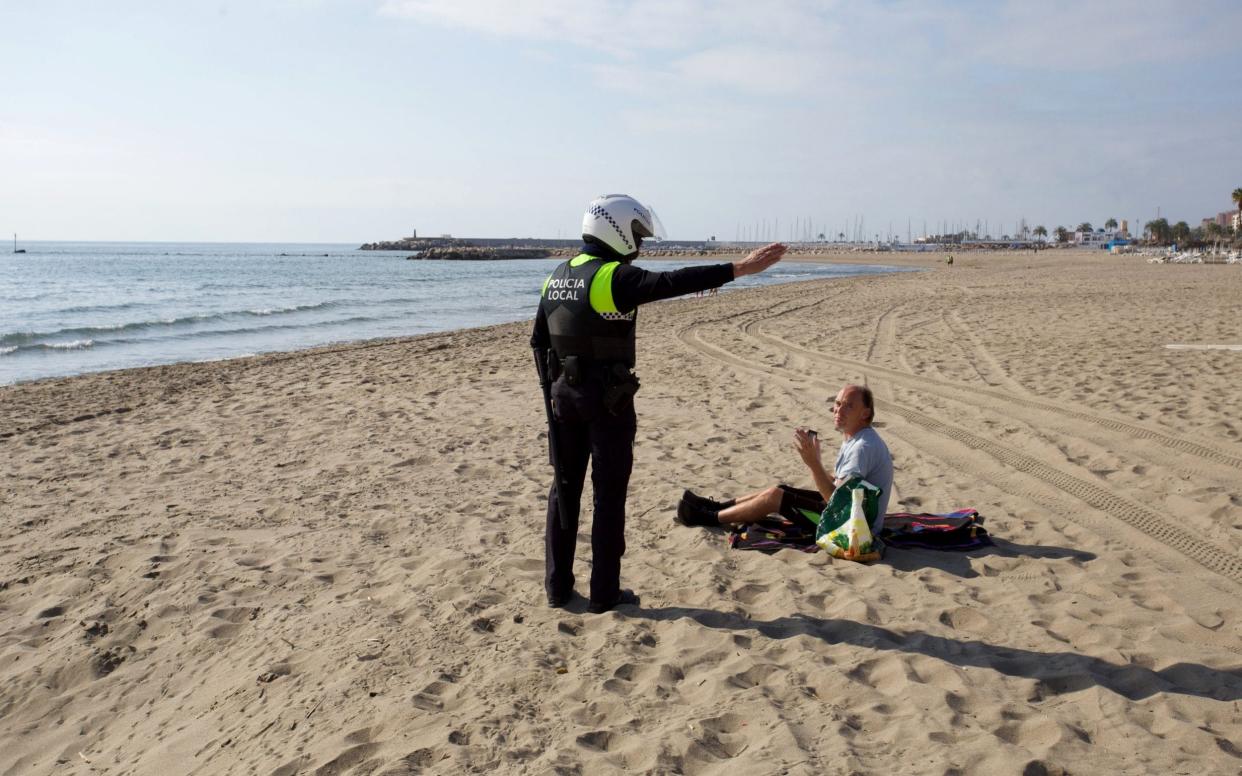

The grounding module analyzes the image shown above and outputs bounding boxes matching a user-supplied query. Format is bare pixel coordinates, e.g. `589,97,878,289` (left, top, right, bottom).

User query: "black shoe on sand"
547,588,575,608
588,589,640,614
683,489,730,511
676,499,719,527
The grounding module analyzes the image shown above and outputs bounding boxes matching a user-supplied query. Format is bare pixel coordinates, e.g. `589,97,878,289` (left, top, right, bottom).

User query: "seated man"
677,384,893,535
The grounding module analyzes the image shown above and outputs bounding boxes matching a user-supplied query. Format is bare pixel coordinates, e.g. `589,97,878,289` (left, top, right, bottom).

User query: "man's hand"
795,426,836,503
733,242,787,278
793,427,821,467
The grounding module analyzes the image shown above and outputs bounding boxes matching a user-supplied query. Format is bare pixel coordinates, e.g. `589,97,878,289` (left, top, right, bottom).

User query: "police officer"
531,194,786,613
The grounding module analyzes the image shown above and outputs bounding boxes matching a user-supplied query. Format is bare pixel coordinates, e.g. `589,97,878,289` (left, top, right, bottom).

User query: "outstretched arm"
610,242,787,311
732,242,787,277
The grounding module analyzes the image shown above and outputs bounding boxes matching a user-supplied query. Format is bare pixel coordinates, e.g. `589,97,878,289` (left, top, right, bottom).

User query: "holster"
602,363,640,415
560,355,583,386
546,350,563,383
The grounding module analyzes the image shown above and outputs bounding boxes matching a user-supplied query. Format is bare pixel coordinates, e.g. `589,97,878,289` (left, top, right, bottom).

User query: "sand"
2,249,1241,775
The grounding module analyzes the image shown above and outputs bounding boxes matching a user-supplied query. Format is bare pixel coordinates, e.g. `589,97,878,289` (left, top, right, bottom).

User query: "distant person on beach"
532,194,786,613
946,254,954,266
676,384,893,536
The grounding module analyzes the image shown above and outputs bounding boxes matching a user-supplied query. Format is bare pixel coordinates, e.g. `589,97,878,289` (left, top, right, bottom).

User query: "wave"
1,339,95,356
54,301,158,316
47,339,95,350
32,314,394,352
0,301,349,347
1,312,396,357
112,315,392,343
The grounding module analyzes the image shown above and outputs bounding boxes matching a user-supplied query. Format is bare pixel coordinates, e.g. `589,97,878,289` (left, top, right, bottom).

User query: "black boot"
683,489,734,511
588,589,640,614
676,499,720,527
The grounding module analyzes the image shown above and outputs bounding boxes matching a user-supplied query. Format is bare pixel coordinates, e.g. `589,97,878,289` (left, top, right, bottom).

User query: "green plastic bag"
815,478,882,559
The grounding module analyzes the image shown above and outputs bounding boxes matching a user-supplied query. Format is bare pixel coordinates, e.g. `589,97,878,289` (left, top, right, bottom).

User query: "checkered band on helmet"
588,203,633,251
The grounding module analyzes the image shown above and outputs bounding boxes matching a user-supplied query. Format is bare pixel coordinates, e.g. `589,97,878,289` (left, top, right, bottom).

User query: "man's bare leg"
715,485,784,525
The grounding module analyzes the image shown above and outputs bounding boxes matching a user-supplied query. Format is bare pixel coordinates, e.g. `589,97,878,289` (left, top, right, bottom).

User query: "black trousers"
544,373,636,606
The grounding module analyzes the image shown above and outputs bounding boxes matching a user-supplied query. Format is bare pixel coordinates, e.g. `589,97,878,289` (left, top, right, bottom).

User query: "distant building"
1233,212,1242,231
1119,219,1129,236
1075,229,1116,249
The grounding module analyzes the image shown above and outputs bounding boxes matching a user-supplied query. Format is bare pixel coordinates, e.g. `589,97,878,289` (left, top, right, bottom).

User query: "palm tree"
1054,226,1070,244
1233,187,1242,216
1171,221,1191,244
1104,218,1118,232
1144,218,1171,245
1034,225,1048,242
1076,222,1092,234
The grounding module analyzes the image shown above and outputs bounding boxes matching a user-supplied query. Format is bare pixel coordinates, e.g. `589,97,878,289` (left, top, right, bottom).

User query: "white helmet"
582,194,666,257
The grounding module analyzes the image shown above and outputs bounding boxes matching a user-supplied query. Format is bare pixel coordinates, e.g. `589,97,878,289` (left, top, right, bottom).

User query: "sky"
3,0,1241,243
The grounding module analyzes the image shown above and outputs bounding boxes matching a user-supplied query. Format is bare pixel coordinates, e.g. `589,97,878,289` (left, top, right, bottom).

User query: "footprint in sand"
726,663,779,690
575,730,616,752
657,664,685,685
937,606,995,633
379,748,438,774
210,606,261,623
571,699,626,727
603,662,648,695
411,675,457,712
204,622,245,640
731,583,769,605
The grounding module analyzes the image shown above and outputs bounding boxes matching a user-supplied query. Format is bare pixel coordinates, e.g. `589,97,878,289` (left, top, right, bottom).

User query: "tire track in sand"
677,316,1242,587
864,303,901,365
743,295,1242,473
744,319,1242,492
942,302,1033,397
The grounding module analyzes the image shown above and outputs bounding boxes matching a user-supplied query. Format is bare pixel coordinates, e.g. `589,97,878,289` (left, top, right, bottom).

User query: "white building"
1075,230,1116,249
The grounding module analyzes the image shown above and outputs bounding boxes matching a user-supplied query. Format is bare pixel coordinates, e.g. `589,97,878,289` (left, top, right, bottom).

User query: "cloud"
378,0,837,50
380,0,1242,99
378,0,679,54
956,0,1242,71
672,44,823,95
378,0,845,93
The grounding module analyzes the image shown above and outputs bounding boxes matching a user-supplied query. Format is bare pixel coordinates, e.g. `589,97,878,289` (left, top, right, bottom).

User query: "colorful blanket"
879,509,991,550
727,513,819,553
728,508,990,553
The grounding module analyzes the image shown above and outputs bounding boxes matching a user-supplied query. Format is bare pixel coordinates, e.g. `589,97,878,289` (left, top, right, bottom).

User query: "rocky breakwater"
408,246,553,261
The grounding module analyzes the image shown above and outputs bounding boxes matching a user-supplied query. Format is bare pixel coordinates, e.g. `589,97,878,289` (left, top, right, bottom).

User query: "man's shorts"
777,484,825,531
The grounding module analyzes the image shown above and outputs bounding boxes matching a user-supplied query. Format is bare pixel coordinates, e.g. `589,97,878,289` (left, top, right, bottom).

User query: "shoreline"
4,249,1241,774
0,256,926,389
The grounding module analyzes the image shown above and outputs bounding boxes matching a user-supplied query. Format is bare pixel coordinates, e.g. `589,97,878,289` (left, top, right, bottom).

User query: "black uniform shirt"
530,243,736,350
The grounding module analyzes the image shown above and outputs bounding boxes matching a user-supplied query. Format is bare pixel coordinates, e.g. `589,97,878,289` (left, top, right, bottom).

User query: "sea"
1,242,916,385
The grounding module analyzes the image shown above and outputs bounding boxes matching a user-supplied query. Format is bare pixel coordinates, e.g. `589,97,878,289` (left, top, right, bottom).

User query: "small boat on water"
13,234,26,254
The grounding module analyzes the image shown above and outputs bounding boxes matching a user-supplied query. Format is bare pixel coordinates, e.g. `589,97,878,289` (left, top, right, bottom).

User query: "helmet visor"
643,207,667,242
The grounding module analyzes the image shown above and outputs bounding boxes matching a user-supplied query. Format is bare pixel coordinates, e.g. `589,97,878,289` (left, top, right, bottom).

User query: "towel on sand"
728,509,990,553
